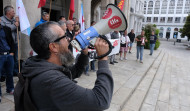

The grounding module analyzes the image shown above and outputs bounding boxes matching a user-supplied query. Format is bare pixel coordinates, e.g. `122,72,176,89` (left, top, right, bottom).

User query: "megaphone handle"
95,35,113,59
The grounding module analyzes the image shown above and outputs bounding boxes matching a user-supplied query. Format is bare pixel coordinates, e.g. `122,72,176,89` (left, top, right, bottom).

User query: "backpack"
14,73,37,111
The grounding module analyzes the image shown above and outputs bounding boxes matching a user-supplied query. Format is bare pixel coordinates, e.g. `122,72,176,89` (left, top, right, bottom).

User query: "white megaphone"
71,4,127,58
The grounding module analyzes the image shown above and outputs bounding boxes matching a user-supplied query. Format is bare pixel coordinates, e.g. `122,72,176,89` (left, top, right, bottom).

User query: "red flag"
38,0,46,8
118,0,125,11
68,0,75,20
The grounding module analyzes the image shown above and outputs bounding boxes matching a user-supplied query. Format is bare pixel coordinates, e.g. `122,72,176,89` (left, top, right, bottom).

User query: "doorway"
166,32,170,39
42,8,61,21
0,0,3,16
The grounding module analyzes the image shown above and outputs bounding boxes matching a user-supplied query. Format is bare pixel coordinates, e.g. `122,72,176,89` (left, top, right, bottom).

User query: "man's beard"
59,49,74,67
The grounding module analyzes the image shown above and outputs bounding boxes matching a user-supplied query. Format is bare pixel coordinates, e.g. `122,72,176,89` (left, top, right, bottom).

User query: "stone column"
109,0,115,4
100,0,109,17
123,0,130,31
83,0,92,28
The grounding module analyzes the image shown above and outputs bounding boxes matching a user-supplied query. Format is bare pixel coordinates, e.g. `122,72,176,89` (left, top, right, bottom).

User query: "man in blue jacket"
15,21,113,111
35,12,49,27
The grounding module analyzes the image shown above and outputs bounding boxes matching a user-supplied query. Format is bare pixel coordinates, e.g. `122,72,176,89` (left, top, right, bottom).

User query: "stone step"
120,51,166,111
105,50,163,111
140,53,169,111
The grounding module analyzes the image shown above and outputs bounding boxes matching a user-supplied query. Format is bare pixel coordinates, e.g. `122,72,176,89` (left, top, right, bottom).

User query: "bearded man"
16,21,113,111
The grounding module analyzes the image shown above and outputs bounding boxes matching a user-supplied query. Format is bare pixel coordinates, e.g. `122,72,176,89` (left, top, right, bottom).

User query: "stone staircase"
120,51,167,111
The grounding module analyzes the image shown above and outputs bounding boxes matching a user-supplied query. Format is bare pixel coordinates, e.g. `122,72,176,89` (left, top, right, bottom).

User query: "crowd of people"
0,5,157,110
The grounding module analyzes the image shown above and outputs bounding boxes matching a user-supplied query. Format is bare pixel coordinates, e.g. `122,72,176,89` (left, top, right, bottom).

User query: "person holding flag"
1,6,19,77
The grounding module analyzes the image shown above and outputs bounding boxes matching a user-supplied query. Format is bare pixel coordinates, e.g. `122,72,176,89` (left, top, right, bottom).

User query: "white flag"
79,3,85,32
16,0,31,36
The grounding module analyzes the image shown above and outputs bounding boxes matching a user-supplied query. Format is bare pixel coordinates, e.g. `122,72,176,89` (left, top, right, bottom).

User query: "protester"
84,21,96,76
0,17,15,103
149,31,157,55
120,30,130,60
59,16,66,22
135,30,147,63
110,31,120,65
66,20,75,52
58,20,67,32
35,12,49,27
1,6,19,77
15,21,113,110
128,29,135,53
73,24,80,36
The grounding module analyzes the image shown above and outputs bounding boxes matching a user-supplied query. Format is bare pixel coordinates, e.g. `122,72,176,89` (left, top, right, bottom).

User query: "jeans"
85,61,95,73
0,55,14,96
137,46,144,61
150,44,155,55
110,54,116,62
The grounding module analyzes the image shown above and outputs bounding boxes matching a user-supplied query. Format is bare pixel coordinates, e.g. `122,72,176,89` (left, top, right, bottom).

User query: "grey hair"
58,20,66,26
4,6,14,15
42,12,49,17
66,20,73,25
30,21,60,59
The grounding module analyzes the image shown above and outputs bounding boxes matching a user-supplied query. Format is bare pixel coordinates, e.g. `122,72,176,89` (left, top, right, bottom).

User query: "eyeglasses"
53,35,69,42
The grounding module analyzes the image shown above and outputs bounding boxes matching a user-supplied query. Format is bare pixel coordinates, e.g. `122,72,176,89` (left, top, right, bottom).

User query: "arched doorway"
0,0,3,16
166,27,171,39
159,27,164,38
173,28,178,38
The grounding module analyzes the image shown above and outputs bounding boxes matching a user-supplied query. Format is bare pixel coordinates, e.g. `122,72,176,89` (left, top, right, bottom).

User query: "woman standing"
120,30,130,60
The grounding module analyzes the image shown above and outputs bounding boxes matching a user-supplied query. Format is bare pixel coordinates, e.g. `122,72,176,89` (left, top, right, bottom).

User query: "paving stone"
158,83,170,103
179,95,190,107
180,106,190,111
105,103,120,111
155,101,168,111
169,105,180,111
137,78,152,91
124,75,142,89
144,88,159,106
111,87,132,105
140,103,155,111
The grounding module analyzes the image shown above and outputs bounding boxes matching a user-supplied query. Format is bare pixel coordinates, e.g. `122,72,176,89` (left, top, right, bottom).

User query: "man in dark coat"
128,29,135,53
66,20,75,52
0,17,15,103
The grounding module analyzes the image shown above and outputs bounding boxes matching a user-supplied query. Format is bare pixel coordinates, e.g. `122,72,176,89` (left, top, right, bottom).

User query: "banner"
73,39,120,59
118,0,125,11
16,0,31,36
79,3,85,32
38,0,46,8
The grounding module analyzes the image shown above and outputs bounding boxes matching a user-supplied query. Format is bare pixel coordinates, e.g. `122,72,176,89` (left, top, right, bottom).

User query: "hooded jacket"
21,53,113,111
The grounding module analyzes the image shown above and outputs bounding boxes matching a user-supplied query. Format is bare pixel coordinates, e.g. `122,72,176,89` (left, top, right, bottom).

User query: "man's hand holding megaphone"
94,38,109,60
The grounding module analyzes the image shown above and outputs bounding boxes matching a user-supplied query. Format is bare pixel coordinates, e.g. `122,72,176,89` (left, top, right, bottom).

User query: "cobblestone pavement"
0,40,189,111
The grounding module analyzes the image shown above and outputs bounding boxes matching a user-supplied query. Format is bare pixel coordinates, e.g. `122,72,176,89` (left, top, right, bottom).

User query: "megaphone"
71,4,127,59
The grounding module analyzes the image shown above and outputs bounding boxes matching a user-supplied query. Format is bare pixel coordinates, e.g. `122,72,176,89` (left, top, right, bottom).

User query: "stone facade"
1,0,144,60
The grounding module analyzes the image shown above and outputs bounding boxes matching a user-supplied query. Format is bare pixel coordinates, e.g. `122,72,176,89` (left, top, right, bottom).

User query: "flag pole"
16,17,20,73
49,0,52,20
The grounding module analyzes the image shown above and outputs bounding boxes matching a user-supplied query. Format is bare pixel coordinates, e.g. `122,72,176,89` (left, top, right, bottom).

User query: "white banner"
73,39,120,59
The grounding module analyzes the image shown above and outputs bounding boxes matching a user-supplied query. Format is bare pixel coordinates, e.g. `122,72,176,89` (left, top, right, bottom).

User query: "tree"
179,14,190,41
144,24,160,50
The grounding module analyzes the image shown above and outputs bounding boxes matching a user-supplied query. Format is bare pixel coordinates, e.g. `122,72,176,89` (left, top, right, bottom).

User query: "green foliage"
144,24,160,50
179,14,190,40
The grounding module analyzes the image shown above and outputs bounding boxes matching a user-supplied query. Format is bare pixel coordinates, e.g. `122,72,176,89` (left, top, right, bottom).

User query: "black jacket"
128,32,135,43
21,53,113,111
1,26,15,53
66,29,75,52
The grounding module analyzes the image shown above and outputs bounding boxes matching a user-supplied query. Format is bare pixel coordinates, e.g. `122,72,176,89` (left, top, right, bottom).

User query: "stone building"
142,0,190,40
0,0,144,60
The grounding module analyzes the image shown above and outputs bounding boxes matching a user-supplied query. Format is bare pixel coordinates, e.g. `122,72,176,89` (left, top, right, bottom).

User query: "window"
144,1,147,7
183,17,186,23
167,17,173,23
168,0,175,14
147,17,151,22
176,0,183,14
184,0,190,14
161,0,167,14
148,1,153,7
175,17,181,23
160,17,165,23
153,17,158,22
147,1,153,14
154,1,160,14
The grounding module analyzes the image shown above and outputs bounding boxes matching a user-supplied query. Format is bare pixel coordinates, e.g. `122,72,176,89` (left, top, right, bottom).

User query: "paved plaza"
0,40,190,111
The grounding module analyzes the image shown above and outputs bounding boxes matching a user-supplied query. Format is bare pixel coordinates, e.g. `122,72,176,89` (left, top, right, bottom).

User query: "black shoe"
113,61,118,63
72,80,78,83
110,62,114,65
0,76,6,82
149,54,152,55
129,51,131,53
